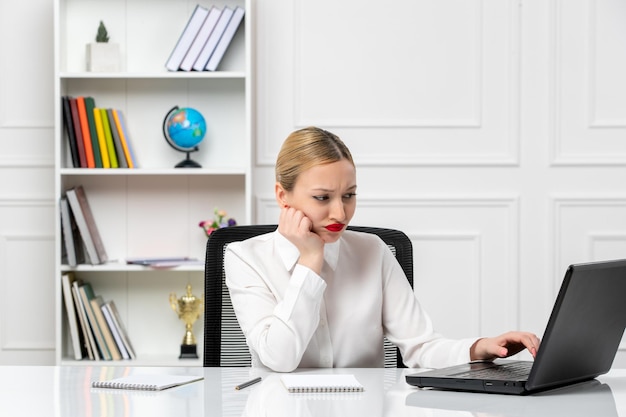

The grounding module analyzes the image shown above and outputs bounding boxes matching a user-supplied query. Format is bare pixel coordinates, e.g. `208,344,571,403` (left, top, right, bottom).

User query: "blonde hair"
275,127,355,191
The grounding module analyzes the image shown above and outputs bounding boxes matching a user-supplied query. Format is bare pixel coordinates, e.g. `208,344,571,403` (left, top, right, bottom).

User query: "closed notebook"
280,374,364,393
92,374,203,391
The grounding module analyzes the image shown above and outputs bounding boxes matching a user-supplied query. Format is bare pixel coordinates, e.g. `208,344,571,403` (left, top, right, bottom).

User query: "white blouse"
225,230,477,372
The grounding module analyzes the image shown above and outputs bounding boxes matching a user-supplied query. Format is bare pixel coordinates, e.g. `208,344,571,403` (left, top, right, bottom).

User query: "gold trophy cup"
170,284,203,359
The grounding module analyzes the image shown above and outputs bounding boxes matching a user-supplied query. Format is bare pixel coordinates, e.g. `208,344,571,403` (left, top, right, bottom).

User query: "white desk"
0,366,624,416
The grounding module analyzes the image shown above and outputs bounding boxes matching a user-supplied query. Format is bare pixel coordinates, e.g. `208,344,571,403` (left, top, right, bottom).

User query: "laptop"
406,258,626,395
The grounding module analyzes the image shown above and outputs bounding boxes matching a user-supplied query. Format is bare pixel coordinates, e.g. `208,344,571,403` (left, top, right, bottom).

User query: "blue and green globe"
163,106,206,168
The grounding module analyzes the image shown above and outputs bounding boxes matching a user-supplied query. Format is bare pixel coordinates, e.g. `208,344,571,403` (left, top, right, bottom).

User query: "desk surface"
1,366,625,416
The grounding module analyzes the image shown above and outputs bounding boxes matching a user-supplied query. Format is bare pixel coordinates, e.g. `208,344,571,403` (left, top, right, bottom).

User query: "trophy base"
179,344,199,359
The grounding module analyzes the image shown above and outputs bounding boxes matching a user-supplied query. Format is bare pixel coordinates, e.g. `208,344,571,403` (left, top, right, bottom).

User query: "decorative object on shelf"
86,20,120,72
163,106,206,168
169,284,203,359
199,208,237,237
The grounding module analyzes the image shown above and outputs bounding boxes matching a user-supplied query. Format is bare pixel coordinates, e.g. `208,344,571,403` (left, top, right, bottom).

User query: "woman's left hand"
470,331,541,361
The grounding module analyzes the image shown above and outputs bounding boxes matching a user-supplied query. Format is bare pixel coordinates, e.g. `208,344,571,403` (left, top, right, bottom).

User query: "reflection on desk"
0,366,624,417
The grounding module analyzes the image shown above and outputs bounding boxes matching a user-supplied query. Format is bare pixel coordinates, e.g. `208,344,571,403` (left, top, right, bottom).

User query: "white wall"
0,0,624,366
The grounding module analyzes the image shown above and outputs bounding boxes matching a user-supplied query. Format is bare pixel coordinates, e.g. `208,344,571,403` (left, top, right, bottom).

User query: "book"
205,6,245,71
76,96,96,168
69,98,87,167
84,97,103,168
72,279,97,360
179,6,221,71
92,374,203,391
111,109,134,168
61,272,85,360
100,108,118,168
165,4,210,71
62,96,79,168
107,108,128,168
66,185,108,264
192,6,234,71
60,197,84,266
93,107,111,168
78,282,112,360
126,256,201,268
279,374,364,393
90,296,122,360
114,109,138,168
101,301,133,359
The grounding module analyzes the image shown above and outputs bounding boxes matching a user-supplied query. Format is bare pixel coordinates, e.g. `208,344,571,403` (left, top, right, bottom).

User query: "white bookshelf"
53,0,252,366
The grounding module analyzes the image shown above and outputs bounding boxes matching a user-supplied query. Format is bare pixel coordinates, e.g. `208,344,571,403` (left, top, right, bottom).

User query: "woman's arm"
225,242,325,372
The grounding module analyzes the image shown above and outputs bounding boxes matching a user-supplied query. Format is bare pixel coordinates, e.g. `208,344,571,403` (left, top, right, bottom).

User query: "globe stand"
175,150,202,168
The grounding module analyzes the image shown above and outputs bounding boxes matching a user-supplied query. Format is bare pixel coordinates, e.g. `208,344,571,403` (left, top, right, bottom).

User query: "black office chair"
203,225,414,367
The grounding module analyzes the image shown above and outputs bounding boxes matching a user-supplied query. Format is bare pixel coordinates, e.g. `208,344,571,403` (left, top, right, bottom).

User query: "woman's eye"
343,193,357,199
313,195,329,201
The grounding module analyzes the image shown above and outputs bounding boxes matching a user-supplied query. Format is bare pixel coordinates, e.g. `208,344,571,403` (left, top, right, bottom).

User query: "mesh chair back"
203,225,413,367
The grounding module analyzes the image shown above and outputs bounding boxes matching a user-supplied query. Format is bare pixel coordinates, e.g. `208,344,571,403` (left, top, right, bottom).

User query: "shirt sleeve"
225,243,326,372
379,240,477,368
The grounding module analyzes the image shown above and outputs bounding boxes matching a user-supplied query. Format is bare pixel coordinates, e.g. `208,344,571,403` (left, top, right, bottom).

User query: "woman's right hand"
278,206,325,274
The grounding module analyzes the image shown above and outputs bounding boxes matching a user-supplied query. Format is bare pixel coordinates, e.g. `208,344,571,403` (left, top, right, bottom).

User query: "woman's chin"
319,229,344,244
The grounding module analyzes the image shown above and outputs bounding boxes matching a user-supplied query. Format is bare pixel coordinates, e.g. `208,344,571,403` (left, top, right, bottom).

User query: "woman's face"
279,159,357,243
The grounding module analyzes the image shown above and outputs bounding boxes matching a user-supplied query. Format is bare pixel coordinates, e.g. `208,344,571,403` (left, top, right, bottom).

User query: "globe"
162,106,206,168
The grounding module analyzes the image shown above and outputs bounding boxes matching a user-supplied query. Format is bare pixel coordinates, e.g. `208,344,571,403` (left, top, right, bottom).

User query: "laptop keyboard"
452,361,533,380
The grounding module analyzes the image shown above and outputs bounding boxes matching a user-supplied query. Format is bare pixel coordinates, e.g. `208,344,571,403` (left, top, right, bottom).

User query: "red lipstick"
325,223,345,232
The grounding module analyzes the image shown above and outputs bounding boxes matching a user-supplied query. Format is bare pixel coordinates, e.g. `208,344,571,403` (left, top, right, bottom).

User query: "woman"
225,126,539,372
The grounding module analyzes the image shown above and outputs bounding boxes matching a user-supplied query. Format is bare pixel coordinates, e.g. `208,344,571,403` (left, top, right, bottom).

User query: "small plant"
96,21,109,43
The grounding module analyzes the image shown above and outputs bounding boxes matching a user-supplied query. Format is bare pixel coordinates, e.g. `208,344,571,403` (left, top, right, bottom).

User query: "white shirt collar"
274,231,341,272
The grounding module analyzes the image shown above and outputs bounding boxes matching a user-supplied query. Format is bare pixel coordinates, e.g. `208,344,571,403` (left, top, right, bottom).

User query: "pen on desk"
235,377,262,390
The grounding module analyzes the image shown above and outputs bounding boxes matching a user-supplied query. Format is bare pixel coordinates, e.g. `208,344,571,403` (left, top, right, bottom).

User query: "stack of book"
60,185,108,266
61,95,137,169
62,273,136,361
165,4,245,72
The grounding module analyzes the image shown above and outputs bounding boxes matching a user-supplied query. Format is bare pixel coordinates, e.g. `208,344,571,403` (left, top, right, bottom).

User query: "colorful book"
107,108,128,168
193,6,234,71
93,108,111,168
205,6,245,71
111,109,135,168
84,97,103,168
62,96,79,168
76,96,95,168
115,109,138,168
180,6,221,71
100,108,118,168
165,4,210,71
69,98,87,168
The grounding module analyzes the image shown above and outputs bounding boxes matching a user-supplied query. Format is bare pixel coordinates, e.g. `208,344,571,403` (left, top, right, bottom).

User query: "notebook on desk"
406,258,626,395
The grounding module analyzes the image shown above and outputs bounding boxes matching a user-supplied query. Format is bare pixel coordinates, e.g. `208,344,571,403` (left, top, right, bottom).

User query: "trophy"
170,284,203,359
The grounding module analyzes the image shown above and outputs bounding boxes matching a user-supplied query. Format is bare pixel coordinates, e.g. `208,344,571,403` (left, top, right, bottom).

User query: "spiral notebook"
280,374,364,393
92,374,203,391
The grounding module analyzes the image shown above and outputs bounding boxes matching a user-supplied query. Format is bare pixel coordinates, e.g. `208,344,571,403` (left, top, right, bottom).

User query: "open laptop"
406,258,626,395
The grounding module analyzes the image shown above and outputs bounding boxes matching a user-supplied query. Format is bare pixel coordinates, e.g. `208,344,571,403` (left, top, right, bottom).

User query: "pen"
235,377,262,390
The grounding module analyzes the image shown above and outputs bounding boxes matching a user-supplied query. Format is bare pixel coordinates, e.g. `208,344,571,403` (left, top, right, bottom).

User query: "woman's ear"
275,183,289,208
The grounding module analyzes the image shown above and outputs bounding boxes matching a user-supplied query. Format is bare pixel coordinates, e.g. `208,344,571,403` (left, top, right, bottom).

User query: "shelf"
59,71,247,80
60,168,247,176
61,261,205,273
60,356,202,367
